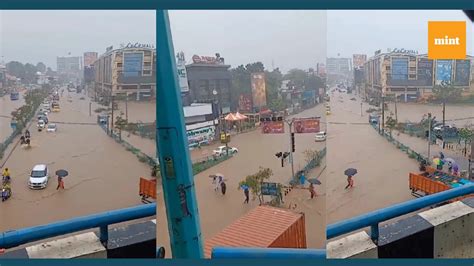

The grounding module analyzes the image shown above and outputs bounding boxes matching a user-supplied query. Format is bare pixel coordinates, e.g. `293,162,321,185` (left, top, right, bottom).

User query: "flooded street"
0,90,150,232
157,103,326,255
326,91,416,224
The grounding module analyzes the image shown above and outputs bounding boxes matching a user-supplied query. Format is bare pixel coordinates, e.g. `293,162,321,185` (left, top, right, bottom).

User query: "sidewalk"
391,130,470,172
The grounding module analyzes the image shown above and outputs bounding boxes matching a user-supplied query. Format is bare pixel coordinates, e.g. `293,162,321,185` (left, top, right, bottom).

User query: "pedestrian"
439,152,445,160
220,181,227,195
309,183,316,199
56,175,65,190
242,185,250,204
345,175,354,189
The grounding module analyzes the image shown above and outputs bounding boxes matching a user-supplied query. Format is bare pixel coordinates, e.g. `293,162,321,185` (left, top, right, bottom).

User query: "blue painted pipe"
0,203,156,249
327,183,474,239
211,247,326,259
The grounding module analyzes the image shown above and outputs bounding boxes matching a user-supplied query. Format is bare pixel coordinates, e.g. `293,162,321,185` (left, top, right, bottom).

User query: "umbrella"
433,158,441,165
444,158,455,165
215,173,224,178
344,168,358,176
452,163,459,172
307,178,322,185
235,112,248,120
241,184,249,190
55,169,69,177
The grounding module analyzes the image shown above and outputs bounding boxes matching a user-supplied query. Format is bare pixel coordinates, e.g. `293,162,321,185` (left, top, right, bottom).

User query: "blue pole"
0,203,155,249
211,247,326,259
156,10,203,258
327,183,474,239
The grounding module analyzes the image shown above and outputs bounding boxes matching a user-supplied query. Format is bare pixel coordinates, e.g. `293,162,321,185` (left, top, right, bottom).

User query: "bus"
10,91,19,101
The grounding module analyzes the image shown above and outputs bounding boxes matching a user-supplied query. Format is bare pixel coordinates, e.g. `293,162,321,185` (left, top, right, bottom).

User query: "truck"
409,166,473,202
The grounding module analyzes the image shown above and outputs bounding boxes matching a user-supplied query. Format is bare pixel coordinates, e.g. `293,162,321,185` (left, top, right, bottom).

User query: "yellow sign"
428,21,466,59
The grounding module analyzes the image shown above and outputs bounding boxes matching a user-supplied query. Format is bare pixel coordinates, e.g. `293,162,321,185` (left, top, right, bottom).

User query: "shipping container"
139,177,156,203
204,205,306,258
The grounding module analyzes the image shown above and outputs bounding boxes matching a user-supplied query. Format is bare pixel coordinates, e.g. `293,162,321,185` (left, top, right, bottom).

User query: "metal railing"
211,247,326,259
0,203,156,249
327,183,474,241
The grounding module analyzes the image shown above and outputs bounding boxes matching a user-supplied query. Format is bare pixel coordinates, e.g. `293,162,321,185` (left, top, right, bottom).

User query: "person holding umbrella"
344,168,357,189
309,183,317,199
241,184,250,204
306,178,321,198
56,169,68,190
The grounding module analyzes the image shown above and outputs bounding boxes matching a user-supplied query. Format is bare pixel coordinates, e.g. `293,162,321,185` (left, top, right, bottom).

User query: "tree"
238,167,272,204
385,113,397,137
432,80,462,103
284,68,308,89
265,68,283,109
6,61,25,80
230,62,266,111
115,114,128,141
268,98,286,112
458,127,473,156
36,62,47,74
24,63,38,84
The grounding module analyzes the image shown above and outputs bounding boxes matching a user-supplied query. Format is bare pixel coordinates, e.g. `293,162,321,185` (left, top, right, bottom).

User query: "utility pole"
380,96,385,134
110,94,114,136
394,97,398,122
89,102,92,116
428,113,432,160
286,119,296,181
442,100,446,149
125,94,129,122
360,102,363,117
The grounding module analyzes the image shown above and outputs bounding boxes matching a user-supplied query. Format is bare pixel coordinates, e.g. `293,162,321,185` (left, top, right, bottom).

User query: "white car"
213,145,238,156
315,131,327,142
37,120,46,130
47,123,57,132
28,164,50,189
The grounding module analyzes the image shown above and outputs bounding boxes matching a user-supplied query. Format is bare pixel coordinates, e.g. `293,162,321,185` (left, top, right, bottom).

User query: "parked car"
315,131,327,142
37,120,46,130
213,145,238,156
47,123,57,132
28,164,50,189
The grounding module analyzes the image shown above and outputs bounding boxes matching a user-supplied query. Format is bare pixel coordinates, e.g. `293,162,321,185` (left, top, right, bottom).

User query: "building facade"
84,52,98,84
57,56,82,84
0,65,6,91
364,50,472,102
326,57,352,85
94,45,156,101
184,54,232,113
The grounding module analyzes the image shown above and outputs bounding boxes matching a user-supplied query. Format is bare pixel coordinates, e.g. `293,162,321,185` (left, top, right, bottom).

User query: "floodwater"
156,103,327,257
0,90,150,232
326,91,416,224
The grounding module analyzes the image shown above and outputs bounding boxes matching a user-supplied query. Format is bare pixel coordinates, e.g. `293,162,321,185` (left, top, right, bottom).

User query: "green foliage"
432,80,462,103
238,167,273,204
385,115,397,136
268,98,286,112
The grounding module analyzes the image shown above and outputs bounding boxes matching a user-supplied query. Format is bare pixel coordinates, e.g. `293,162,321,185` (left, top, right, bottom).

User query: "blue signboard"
391,58,408,80
261,182,278,196
454,60,470,86
417,58,434,86
123,52,143,77
436,60,453,85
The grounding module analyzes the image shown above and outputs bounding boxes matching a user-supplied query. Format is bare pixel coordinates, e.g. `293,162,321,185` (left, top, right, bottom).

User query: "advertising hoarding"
176,52,189,93
454,59,470,86
123,52,143,77
294,118,320,134
353,54,367,68
436,60,453,85
262,121,285,134
417,58,434,86
83,52,98,67
239,94,252,112
251,72,267,108
391,57,409,80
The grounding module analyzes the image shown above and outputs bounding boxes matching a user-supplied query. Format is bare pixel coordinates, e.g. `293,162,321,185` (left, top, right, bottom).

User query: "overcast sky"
328,10,473,58
169,11,327,73
0,11,156,69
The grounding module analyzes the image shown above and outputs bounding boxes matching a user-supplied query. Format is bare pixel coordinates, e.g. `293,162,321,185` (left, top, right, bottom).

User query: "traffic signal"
291,133,295,152
275,152,283,158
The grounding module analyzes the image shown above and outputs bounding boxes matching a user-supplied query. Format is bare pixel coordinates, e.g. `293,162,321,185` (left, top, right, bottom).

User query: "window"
409,74,416,79
143,70,151,75
386,66,391,70
144,62,151,67
409,67,416,71
117,63,123,67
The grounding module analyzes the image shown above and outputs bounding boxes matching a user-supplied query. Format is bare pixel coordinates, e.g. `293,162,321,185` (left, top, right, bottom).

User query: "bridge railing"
0,203,156,249
327,183,474,242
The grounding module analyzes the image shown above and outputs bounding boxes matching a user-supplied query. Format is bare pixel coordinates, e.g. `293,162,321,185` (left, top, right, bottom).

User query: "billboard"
262,121,285,134
435,60,453,85
353,54,367,68
454,60,471,86
176,52,189,93
83,52,98,67
239,94,252,112
417,58,434,86
294,118,320,134
391,57,409,80
123,52,143,77
251,72,267,108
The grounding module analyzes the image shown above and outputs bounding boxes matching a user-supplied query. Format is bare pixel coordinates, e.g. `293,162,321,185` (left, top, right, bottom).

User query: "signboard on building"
454,59,471,86
251,72,267,108
435,60,453,85
187,126,215,148
239,94,252,112
262,121,285,134
317,63,326,76
353,54,367,68
392,57,409,80
389,48,418,55
191,54,225,65
121,43,154,49
83,52,98,67
176,52,189,93
106,46,113,52
123,53,143,77
417,58,434,86
294,118,320,134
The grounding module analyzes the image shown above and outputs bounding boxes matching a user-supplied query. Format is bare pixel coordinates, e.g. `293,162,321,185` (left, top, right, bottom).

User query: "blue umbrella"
307,178,322,185
344,168,358,176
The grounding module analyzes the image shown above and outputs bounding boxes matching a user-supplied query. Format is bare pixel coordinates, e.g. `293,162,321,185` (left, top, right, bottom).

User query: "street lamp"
213,89,219,137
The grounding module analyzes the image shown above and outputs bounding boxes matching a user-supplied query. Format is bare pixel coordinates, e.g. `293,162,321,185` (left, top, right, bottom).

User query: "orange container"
204,205,306,258
139,177,157,200
409,172,450,195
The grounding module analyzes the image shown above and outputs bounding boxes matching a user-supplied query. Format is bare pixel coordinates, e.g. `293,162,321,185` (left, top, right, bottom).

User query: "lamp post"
213,89,219,139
